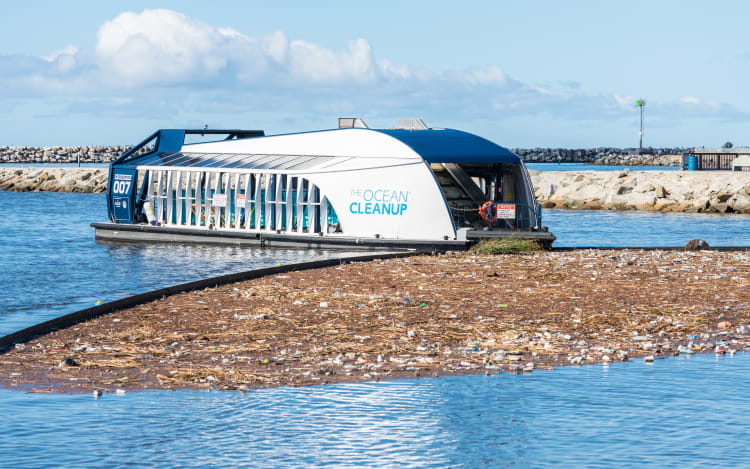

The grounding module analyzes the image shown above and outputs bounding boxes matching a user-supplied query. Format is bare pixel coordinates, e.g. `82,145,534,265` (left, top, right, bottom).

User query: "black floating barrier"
0,251,418,354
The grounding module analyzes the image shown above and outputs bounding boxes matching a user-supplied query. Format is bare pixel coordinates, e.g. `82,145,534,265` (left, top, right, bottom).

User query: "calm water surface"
546,209,750,247
0,191,362,335
1,355,748,467
2,191,750,467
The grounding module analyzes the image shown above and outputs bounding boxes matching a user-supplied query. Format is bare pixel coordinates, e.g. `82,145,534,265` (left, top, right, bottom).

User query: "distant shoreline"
0,145,686,165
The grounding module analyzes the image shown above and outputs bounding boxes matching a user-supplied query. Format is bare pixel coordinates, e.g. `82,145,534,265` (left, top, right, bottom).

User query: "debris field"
2,249,750,393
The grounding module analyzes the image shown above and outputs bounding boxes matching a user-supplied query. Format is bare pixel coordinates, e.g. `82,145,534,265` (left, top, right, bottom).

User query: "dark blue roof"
374,128,520,164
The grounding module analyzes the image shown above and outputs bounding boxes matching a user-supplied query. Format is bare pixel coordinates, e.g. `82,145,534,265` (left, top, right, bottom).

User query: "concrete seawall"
3,167,750,214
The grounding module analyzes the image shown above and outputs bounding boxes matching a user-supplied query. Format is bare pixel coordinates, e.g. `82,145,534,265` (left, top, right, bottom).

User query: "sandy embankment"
1,250,749,393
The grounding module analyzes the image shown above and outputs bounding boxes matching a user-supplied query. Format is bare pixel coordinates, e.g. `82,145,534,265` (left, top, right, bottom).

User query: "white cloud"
463,65,507,86
262,30,288,63
376,58,411,80
0,8,746,127
680,96,701,104
41,45,79,62
614,95,637,109
670,96,730,116
94,9,236,86
287,38,376,84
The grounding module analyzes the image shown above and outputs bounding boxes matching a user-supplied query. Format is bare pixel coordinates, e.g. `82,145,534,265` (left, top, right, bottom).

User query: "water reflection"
1,355,748,467
546,209,750,247
0,191,361,335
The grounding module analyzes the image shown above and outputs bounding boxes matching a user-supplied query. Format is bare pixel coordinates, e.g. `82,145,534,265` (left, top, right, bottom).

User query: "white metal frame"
146,169,333,236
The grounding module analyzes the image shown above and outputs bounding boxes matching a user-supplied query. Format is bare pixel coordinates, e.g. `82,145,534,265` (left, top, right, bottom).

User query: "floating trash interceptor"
92,120,555,249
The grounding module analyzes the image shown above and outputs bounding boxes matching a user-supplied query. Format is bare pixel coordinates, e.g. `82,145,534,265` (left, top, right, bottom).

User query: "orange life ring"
479,201,496,223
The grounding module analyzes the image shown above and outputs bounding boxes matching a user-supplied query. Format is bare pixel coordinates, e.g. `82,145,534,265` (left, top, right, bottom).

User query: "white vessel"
93,118,554,249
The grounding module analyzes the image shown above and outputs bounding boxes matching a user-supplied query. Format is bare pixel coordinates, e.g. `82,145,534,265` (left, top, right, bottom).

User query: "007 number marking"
112,180,131,194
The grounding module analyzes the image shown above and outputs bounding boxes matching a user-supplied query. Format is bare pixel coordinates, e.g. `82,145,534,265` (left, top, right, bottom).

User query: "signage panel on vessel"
110,168,137,223
348,188,409,216
496,204,516,219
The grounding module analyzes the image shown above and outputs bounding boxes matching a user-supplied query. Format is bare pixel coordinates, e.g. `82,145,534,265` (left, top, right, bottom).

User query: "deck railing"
448,202,537,230
145,169,338,235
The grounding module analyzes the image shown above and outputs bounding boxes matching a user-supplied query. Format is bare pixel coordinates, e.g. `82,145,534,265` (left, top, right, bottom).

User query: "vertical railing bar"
285,176,294,233
296,178,306,234
275,174,284,231
223,172,231,229
233,173,242,230
184,171,193,227
165,170,174,225
175,171,183,226
242,173,251,230
264,174,273,231
253,174,262,230
203,172,211,227
213,172,221,229
152,170,157,222
194,171,203,227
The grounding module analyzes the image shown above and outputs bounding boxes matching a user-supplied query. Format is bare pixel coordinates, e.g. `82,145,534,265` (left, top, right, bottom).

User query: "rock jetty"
513,147,686,164
531,169,750,213
0,168,107,193
1,145,687,164
0,146,135,164
591,154,681,166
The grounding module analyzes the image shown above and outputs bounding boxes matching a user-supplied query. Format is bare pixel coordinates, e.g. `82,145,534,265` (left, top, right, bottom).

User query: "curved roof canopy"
376,128,520,164
112,127,522,171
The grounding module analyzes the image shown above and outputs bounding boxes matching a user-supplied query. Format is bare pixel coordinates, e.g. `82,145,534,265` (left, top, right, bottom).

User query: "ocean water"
545,209,750,247
1,190,750,467
0,191,362,336
1,354,748,467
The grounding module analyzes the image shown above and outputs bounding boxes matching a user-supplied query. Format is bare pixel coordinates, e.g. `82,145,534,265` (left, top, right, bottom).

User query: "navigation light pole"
636,99,645,153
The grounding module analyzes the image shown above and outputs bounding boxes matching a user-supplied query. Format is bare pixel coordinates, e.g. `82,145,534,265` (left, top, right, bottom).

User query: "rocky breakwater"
531,169,750,213
514,147,686,163
591,153,681,166
0,168,108,193
0,145,150,163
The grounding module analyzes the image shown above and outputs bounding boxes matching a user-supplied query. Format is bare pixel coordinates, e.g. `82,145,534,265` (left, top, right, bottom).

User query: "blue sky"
1,1,749,147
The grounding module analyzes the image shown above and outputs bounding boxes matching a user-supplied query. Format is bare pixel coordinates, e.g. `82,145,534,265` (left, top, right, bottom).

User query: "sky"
1,1,749,148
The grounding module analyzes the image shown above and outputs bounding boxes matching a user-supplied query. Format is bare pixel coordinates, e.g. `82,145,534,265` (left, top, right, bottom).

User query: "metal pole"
638,99,645,153
639,103,643,152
